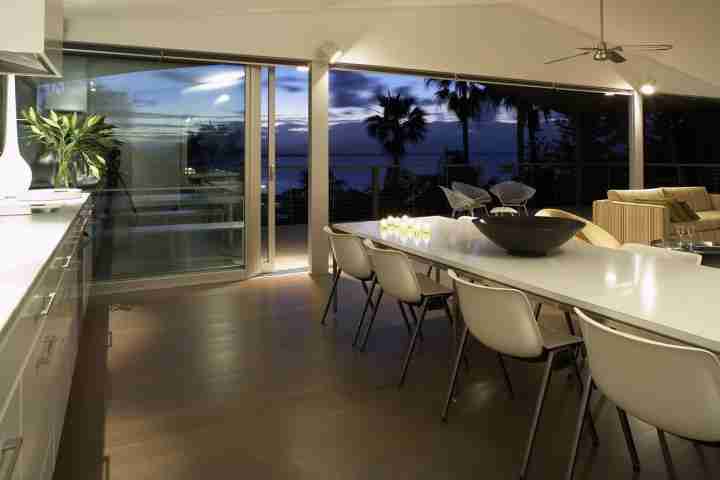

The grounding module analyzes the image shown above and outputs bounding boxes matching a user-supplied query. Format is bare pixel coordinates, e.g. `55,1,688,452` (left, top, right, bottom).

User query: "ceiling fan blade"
617,44,673,51
544,51,592,65
577,47,598,51
608,50,627,63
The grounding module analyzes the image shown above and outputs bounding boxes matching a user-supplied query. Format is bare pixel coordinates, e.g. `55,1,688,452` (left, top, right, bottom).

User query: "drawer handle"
0,438,22,480
61,255,73,269
40,292,57,316
37,336,58,367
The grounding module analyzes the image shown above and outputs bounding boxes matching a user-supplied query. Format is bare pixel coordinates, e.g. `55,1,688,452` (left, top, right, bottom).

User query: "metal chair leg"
399,300,429,387
569,347,599,446
360,288,384,352
564,374,595,480
617,408,641,472
352,278,377,347
534,303,542,320
496,353,514,399
426,264,434,277
520,350,556,480
657,430,677,479
564,311,576,335
407,303,425,342
321,268,342,325
397,301,413,337
442,325,469,421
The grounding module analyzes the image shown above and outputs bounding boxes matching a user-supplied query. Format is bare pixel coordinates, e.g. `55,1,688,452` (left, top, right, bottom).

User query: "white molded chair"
621,242,702,265
439,186,475,218
447,270,598,480
452,182,492,216
490,181,536,215
566,308,720,479
363,239,456,385
321,226,377,338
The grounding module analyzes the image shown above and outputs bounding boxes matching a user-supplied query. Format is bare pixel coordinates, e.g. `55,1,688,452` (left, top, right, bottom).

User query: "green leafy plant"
21,107,121,188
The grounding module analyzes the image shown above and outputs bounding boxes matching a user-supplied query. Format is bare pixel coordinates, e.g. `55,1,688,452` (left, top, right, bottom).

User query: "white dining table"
333,216,720,353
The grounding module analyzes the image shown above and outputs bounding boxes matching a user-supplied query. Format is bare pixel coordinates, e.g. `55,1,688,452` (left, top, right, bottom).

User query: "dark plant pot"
473,216,584,256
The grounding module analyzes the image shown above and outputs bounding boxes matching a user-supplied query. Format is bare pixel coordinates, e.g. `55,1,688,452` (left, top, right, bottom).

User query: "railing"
92,185,245,282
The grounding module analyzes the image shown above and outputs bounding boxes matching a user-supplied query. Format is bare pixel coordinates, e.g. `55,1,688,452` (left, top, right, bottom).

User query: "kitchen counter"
0,195,90,338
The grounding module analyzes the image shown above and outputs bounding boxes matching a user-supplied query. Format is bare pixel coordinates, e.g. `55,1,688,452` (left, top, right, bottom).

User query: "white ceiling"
62,0,720,96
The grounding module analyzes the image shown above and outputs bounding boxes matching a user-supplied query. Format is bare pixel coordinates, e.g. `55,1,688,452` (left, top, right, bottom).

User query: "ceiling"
62,0,720,96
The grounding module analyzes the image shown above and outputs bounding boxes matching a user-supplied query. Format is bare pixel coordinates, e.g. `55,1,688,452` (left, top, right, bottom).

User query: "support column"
629,91,644,189
308,61,330,275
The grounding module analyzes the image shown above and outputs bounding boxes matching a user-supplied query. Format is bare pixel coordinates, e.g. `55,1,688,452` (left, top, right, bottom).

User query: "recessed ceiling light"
640,82,656,95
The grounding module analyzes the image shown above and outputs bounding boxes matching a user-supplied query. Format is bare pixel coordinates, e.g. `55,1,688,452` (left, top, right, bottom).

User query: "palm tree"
365,91,428,189
425,79,488,164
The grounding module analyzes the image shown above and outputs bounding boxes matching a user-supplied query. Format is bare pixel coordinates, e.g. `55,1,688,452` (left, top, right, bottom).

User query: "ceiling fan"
544,0,673,65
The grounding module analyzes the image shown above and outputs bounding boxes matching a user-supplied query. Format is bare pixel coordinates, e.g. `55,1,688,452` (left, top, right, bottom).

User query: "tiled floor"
55,272,720,479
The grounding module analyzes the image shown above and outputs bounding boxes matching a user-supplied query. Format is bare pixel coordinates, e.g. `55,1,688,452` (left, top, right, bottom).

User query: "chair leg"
360,288,384,352
534,303,542,320
564,374,595,480
399,300,429,387
441,297,456,344
617,408,641,472
564,311,576,335
352,278,377,347
496,353,514,399
570,348,599,446
407,303,425,342
397,301,413,337
520,350,556,480
321,268,342,325
657,430,677,479
442,325,469,421
426,264,434,277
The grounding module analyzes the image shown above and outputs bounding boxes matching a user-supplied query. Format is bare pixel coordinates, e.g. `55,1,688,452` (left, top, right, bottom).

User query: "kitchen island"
0,195,92,480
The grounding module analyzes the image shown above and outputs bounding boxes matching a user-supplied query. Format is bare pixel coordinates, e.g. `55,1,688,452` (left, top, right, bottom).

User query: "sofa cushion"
676,200,701,221
695,210,720,232
632,199,697,223
607,188,666,203
663,186,712,212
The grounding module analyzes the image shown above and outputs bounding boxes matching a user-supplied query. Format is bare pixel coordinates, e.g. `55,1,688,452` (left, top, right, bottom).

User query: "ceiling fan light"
640,83,656,95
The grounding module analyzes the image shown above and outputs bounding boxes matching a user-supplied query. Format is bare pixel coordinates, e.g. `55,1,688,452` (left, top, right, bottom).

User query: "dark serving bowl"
473,216,584,256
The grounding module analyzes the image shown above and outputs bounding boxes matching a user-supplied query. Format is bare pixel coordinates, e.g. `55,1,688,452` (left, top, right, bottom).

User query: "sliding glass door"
261,65,310,272
13,50,309,285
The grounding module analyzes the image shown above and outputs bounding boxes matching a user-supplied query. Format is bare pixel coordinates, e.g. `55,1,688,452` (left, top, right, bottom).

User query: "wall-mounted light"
640,82,657,95
317,41,344,64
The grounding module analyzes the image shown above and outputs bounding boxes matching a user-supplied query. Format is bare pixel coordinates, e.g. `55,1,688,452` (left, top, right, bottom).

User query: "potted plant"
21,107,121,189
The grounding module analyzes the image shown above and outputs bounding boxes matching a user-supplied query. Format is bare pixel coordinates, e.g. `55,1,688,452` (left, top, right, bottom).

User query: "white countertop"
0,195,89,337
335,216,720,352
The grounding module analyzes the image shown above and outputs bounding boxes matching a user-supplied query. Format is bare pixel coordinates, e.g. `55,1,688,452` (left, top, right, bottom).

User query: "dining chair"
321,226,377,334
446,270,598,480
535,208,621,249
440,186,475,218
490,181,536,215
362,239,457,386
621,242,702,265
452,182,492,216
566,308,720,480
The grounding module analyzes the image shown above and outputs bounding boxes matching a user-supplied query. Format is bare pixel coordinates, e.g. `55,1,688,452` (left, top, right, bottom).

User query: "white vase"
0,74,33,198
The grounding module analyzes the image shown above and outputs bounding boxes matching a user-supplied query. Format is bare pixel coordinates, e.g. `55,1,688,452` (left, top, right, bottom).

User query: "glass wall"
644,94,720,192
17,54,247,280
328,70,630,221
